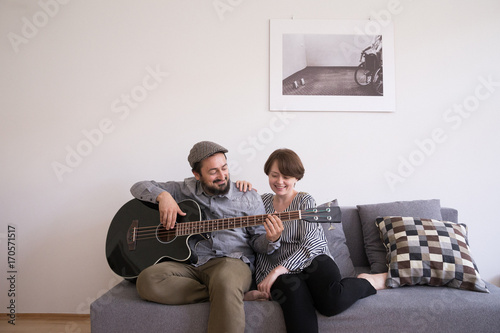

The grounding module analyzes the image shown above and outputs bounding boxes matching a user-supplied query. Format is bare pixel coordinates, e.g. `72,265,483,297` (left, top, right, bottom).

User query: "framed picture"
269,19,395,112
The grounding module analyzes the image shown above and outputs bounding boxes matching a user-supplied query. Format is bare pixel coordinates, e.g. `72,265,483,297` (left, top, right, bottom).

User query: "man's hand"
264,214,284,242
156,191,186,229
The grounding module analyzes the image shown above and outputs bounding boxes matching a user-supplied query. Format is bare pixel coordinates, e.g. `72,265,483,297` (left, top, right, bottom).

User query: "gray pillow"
320,200,356,278
356,199,442,274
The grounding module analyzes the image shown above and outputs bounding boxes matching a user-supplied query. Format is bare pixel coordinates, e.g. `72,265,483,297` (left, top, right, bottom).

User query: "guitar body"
106,198,203,279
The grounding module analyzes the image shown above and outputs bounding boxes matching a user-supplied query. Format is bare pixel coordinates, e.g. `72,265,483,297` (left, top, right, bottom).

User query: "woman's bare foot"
243,290,269,301
357,272,388,290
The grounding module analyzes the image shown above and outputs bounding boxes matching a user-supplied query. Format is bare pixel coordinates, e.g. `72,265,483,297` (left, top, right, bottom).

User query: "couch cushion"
319,199,356,277
376,216,488,292
317,281,500,333
91,279,500,333
322,221,356,278
338,207,370,269
356,199,442,273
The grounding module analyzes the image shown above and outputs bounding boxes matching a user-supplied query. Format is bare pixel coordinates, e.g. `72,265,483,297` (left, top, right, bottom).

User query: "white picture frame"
269,19,396,112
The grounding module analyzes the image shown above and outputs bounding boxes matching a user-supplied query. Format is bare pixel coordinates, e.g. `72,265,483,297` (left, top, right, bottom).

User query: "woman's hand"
264,214,284,242
235,180,256,192
257,265,289,299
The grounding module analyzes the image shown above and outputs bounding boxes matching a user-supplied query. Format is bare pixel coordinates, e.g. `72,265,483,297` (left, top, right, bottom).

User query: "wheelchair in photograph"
354,49,383,96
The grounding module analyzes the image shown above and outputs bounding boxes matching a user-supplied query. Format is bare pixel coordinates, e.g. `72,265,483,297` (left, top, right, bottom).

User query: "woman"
239,148,386,333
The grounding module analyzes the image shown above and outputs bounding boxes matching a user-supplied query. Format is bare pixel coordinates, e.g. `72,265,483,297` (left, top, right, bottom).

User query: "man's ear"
192,170,201,181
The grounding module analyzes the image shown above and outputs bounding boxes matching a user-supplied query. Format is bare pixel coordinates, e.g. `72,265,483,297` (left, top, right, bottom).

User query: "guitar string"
132,212,301,233
130,210,330,236
129,210,333,241
130,210,332,237
131,208,333,234
133,218,333,240
133,214,297,241
132,212,303,235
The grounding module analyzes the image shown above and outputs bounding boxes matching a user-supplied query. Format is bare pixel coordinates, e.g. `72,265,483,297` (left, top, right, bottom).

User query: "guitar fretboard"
175,210,302,236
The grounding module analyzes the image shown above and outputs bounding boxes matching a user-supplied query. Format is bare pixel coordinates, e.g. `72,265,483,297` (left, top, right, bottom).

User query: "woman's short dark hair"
264,148,305,180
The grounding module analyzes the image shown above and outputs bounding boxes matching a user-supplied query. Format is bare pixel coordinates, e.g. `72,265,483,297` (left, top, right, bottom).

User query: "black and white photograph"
270,19,395,112
282,34,383,96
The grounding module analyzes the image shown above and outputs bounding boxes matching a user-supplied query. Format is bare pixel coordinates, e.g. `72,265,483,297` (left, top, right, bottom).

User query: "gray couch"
91,200,500,332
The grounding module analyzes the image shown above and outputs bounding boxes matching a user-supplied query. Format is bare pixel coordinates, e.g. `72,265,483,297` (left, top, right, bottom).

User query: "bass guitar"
106,198,341,279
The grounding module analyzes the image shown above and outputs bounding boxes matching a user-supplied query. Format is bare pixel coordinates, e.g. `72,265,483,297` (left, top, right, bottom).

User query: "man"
130,141,283,333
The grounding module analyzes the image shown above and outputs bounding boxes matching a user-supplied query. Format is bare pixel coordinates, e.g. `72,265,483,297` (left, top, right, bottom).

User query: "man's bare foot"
243,290,269,301
357,272,388,290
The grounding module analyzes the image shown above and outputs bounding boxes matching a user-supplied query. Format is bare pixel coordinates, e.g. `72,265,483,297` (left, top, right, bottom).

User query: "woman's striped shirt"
255,192,332,284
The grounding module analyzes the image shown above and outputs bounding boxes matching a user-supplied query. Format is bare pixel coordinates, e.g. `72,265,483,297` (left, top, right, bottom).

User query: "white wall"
304,34,360,67
283,34,361,78
1,0,499,314
282,34,307,79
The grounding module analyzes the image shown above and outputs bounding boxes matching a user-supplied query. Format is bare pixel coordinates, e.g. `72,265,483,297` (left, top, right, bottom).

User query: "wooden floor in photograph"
0,314,90,333
283,66,380,96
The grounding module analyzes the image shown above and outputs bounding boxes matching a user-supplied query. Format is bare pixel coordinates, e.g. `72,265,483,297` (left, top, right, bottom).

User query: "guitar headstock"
301,201,342,223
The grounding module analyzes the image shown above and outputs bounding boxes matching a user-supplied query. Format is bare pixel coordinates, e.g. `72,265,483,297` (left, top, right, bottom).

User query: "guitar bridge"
127,220,138,251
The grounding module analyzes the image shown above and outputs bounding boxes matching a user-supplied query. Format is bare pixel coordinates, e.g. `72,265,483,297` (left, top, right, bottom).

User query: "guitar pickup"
127,220,138,251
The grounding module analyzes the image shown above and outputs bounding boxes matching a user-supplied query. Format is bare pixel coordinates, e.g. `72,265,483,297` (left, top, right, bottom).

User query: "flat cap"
188,141,228,168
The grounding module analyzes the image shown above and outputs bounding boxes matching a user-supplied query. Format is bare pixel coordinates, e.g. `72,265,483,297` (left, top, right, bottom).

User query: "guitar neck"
175,210,302,236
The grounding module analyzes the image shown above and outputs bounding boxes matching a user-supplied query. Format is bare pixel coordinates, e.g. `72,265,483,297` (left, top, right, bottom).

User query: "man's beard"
201,175,230,196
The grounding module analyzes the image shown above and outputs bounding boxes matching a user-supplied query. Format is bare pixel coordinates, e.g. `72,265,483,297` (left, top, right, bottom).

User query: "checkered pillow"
376,216,488,292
